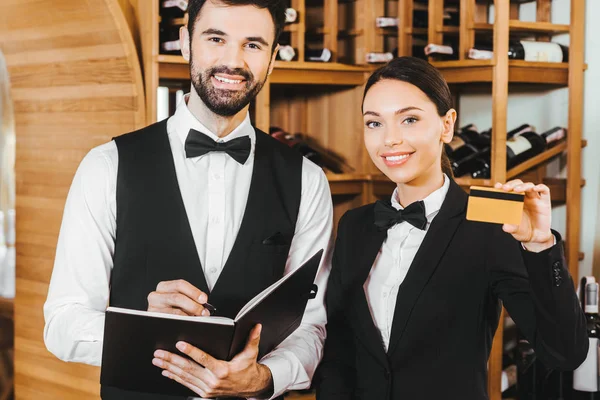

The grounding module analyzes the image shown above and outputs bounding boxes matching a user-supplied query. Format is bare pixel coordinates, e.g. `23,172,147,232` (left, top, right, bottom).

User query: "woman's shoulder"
338,202,378,228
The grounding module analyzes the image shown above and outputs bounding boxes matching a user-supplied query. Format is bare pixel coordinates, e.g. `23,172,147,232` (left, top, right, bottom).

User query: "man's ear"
180,26,191,62
441,108,457,144
268,44,280,75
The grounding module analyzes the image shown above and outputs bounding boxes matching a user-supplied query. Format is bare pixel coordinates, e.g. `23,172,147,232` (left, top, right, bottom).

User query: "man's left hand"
152,324,274,398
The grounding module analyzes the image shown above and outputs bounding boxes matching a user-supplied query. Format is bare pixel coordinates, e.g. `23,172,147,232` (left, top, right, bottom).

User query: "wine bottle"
573,281,600,394
285,8,298,24
443,6,460,27
159,24,183,54
160,0,188,18
277,45,296,61
424,44,457,60
515,334,538,400
306,48,331,62
468,40,569,63
446,124,488,164
469,125,563,179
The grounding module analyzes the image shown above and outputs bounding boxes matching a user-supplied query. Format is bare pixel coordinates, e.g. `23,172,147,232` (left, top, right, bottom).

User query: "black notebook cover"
100,249,323,397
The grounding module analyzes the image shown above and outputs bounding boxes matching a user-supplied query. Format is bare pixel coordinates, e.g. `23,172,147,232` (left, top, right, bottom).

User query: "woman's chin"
377,165,417,185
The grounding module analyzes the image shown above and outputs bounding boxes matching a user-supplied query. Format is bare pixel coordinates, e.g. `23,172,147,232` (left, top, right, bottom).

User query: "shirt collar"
390,174,450,221
169,93,256,163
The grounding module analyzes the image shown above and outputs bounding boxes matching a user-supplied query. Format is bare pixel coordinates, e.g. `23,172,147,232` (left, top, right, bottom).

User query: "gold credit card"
466,186,525,225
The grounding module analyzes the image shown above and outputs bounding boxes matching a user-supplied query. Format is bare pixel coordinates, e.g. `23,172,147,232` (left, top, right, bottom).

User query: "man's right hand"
147,280,210,316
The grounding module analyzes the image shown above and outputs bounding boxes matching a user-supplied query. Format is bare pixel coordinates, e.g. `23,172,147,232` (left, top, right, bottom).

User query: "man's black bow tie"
184,129,251,165
374,200,428,231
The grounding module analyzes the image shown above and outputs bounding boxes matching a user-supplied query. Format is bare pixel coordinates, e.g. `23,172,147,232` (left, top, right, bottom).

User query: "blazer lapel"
387,179,468,356
347,214,388,367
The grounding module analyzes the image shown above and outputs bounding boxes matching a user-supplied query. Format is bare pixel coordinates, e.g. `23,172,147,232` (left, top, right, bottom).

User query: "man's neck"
187,91,248,138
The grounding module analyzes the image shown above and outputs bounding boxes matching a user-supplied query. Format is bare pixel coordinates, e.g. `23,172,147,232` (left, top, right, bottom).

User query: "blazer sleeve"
488,227,588,370
315,214,356,400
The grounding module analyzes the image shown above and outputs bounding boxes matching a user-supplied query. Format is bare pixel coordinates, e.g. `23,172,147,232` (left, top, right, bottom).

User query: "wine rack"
127,0,586,399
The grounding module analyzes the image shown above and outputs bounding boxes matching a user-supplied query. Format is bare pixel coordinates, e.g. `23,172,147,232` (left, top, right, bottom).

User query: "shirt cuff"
248,355,293,400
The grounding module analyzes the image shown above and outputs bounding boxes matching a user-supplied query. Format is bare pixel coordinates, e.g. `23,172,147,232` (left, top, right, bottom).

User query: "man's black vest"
101,120,303,400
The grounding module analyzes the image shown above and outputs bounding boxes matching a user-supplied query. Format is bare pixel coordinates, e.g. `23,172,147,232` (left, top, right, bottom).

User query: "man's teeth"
214,75,243,84
385,154,410,161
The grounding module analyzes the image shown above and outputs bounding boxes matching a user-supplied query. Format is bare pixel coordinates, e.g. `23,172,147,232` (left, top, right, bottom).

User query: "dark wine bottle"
443,5,460,27
446,124,487,164
573,281,600,395
468,125,563,179
159,24,183,54
468,40,569,63
160,0,188,18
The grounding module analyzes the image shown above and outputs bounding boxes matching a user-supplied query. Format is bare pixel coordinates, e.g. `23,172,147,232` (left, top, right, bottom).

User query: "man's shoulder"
113,119,168,146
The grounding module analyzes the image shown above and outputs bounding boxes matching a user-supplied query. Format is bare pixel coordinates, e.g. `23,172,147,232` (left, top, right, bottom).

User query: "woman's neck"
187,90,248,138
396,168,445,208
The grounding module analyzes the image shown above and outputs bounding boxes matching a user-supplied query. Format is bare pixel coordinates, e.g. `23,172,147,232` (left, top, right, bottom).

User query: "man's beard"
190,61,269,117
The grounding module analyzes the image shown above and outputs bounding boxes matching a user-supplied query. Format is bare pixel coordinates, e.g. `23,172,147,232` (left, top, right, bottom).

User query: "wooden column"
566,0,585,282
0,0,146,398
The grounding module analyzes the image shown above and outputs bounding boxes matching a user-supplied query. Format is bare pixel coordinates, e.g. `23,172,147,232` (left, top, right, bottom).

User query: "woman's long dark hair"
362,56,454,178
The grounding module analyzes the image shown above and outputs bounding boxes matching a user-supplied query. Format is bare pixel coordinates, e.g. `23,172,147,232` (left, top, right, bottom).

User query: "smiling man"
42,1,333,399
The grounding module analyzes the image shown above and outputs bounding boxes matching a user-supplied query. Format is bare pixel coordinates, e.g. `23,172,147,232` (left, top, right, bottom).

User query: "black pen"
203,302,217,314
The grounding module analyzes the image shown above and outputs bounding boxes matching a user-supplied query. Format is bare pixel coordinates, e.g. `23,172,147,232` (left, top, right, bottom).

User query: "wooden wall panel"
0,0,145,398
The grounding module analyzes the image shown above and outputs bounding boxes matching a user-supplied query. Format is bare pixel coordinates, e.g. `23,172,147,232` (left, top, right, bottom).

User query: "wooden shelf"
507,142,567,178
270,62,371,85
327,173,368,196
437,25,460,34
156,55,371,86
283,24,300,33
454,177,493,188
432,60,569,85
473,21,570,34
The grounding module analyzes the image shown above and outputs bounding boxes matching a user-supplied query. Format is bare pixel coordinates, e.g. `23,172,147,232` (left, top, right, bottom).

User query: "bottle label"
366,52,394,63
307,49,332,62
468,48,493,60
278,45,296,61
448,137,466,151
506,135,532,155
162,0,188,12
285,8,297,23
162,40,181,51
424,44,454,56
520,41,564,63
545,128,566,143
573,337,599,391
376,17,399,28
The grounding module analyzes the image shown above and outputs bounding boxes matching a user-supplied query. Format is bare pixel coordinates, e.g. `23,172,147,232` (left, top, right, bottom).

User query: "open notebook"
100,249,323,397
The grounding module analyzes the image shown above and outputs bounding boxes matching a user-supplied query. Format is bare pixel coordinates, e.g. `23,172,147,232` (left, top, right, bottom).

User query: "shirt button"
209,267,218,274
212,216,220,224
382,292,388,298
553,261,561,269
213,173,221,180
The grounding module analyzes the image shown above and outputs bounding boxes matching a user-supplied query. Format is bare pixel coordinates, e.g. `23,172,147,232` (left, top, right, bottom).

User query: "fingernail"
198,293,207,303
162,370,170,378
176,342,186,351
202,309,210,316
154,350,164,358
152,358,163,367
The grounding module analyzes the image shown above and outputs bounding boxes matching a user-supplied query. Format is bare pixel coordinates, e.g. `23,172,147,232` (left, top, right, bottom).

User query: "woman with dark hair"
315,56,587,399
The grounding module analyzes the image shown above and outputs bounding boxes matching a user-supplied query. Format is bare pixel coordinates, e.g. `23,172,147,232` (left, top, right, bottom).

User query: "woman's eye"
247,43,261,50
366,121,381,129
403,117,418,125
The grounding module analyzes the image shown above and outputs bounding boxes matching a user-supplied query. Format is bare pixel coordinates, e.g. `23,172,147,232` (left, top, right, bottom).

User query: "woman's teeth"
385,154,410,161
214,75,243,84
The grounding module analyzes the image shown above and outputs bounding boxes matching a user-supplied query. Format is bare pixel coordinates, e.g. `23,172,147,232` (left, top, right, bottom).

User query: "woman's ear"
441,108,457,144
